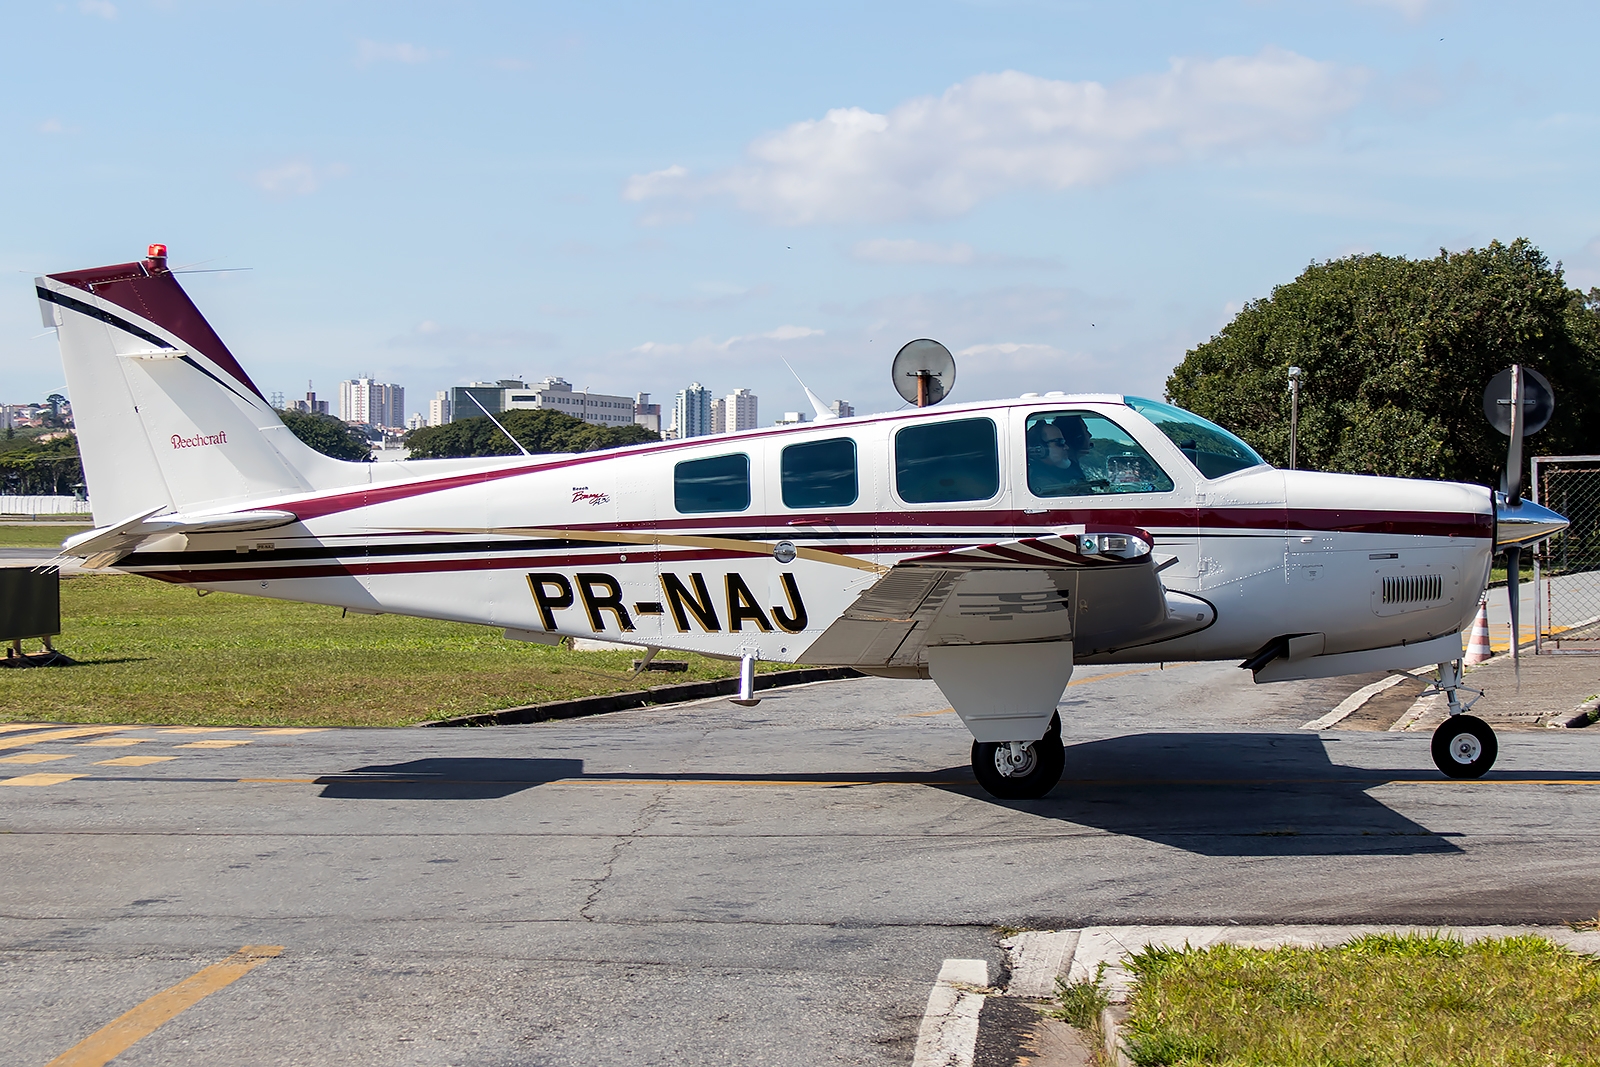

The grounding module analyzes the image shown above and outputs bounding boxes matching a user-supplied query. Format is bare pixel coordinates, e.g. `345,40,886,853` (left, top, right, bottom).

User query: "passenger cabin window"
1025,411,1174,497
895,418,999,503
675,454,750,513
782,438,858,508
1125,397,1266,479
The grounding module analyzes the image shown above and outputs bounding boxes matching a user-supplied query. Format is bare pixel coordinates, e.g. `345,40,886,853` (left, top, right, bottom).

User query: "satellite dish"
1483,366,1554,437
892,339,956,407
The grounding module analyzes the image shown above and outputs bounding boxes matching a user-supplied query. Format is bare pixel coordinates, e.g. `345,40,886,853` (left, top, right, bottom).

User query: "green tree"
278,409,373,462
0,432,83,494
1166,240,1600,484
404,408,659,458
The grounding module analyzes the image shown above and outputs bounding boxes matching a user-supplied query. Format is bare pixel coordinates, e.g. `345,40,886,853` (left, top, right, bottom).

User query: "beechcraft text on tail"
35,245,1568,797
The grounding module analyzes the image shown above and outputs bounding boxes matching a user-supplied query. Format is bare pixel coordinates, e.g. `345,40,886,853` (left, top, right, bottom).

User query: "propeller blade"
1507,543,1522,688
1506,364,1525,503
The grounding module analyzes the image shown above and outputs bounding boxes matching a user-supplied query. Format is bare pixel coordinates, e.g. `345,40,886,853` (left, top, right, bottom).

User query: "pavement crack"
579,783,671,922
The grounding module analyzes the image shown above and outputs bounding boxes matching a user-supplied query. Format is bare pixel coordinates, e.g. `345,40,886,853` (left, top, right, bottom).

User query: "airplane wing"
800,527,1214,671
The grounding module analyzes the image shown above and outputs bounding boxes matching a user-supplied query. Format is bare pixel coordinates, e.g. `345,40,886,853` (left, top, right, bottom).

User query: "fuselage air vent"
1382,573,1443,605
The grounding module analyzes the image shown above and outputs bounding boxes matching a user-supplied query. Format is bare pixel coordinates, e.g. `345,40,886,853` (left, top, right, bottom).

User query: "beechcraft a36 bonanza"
35,246,1569,798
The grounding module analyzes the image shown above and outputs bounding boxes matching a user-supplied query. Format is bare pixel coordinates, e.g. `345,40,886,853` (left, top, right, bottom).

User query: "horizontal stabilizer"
62,508,298,567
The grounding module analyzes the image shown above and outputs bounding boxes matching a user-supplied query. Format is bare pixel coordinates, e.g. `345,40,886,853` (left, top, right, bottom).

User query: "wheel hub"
995,741,1037,778
1449,731,1483,764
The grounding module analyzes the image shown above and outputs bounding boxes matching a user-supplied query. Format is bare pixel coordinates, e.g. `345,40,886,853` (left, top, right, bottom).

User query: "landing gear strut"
1428,659,1496,779
972,714,1064,799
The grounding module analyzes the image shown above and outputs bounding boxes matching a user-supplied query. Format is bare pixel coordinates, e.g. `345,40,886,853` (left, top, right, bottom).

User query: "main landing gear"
972,714,1064,800
1427,659,1497,779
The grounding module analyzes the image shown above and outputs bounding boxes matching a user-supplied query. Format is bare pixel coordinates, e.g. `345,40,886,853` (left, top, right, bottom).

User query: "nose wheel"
1431,714,1497,779
972,714,1065,799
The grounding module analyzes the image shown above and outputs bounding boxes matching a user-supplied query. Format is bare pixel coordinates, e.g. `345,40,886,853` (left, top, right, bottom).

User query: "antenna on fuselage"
892,339,956,407
781,357,838,422
465,391,532,457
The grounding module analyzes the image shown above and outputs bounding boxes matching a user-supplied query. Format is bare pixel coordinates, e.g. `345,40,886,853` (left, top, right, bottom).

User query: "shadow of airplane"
316,735,1600,860
931,731,1466,858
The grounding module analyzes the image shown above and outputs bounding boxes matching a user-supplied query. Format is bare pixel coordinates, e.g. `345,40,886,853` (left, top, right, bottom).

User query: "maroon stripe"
48,261,266,402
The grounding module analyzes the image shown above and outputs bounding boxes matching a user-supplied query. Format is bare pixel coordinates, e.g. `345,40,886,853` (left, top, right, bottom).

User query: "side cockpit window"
675,454,750,513
782,438,858,508
895,418,999,503
1025,411,1174,496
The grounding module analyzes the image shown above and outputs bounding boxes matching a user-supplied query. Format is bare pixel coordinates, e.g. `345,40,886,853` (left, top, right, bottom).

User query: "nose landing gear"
972,714,1065,799
1427,659,1497,779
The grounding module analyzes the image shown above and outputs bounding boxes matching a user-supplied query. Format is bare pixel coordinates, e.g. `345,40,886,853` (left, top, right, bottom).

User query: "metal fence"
1533,455,1600,653
0,495,91,518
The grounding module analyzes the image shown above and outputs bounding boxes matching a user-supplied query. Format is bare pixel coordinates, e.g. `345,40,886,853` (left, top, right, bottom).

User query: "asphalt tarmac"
4,663,1600,1066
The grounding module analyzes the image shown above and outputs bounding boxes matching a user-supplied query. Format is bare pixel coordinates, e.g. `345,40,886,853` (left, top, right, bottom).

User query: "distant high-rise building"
710,398,726,435
290,381,330,416
634,392,661,434
449,380,523,423
773,411,811,427
724,388,758,432
829,399,854,419
428,390,451,426
501,377,636,427
340,377,403,428
675,383,713,439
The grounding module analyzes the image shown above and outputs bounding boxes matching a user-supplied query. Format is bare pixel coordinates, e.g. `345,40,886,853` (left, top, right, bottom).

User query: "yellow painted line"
96,755,178,767
77,738,151,747
43,945,283,1067
251,728,327,736
906,707,955,717
0,752,73,765
2,773,86,787
177,739,252,749
158,727,238,735
0,727,129,752
0,722,50,734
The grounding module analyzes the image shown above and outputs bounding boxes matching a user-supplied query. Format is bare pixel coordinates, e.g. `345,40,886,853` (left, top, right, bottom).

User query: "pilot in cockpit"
1026,414,1097,496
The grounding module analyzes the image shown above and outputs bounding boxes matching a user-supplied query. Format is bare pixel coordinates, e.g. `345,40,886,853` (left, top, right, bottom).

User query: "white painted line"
911,958,988,1067
1302,674,1407,731
999,930,1078,999
1389,690,1444,732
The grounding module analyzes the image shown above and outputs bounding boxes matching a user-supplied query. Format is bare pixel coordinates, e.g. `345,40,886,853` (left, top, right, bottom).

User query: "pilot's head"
1048,415,1092,456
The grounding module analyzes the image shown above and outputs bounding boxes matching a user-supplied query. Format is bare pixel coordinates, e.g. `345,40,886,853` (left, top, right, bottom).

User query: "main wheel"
972,716,1065,800
1432,714,1497,779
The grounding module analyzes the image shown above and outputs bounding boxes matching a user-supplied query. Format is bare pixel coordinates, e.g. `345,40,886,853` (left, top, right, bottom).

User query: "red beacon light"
145,243,168,272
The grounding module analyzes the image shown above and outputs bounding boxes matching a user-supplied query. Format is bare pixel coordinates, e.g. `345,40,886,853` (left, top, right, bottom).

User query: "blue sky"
4,0,1598,421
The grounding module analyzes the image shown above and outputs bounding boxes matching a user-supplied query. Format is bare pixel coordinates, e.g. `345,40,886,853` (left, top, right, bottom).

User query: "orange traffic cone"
1465,596,1492,664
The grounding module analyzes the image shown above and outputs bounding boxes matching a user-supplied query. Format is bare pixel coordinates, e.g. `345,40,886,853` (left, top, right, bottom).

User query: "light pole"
1287,366,1302,471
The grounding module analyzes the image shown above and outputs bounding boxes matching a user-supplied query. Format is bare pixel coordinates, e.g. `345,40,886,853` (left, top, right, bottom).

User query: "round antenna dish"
1483,366,1554,436
892,339,956,407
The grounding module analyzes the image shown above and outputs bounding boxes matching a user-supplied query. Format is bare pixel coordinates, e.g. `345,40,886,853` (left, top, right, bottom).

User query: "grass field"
0,573,768,728
0,523,90,547
1115,933,1600,1066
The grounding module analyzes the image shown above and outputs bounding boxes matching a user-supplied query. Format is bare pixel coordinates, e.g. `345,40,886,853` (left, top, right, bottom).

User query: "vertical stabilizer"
38,246,362,525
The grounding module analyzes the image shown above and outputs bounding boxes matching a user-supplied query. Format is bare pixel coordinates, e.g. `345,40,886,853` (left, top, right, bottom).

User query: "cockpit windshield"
1125,397,1267,479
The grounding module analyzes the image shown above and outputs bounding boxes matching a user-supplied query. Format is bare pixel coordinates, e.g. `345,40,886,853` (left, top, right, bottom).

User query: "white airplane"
35,246,1569,798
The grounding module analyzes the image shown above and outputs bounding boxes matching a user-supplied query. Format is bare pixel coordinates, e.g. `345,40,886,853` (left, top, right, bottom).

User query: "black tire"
1432,714,1497,779
972,715,1065,800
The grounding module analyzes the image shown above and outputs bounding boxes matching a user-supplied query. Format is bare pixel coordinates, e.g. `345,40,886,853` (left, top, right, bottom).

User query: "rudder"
37,245,361,525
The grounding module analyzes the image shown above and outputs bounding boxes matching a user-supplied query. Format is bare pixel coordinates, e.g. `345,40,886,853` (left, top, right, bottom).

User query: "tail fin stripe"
39,286,257,406
39,286,173,352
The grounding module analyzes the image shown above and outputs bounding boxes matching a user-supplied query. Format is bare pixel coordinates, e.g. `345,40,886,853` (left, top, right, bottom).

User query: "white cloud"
37,118,65,134
631,324,824,357
853,239,977,265
356,40,435,66
626,49,1367,224
1352,0,1441,21
252,160,348,197
79,0,116,19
